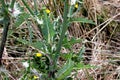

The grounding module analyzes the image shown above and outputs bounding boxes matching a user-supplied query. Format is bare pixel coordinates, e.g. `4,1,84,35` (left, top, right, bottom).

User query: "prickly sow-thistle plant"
0,0,95,79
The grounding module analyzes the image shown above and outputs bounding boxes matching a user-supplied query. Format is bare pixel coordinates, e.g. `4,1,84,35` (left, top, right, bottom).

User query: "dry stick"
0,20,10,65
92,0,97,25
92,18,113,41
81,16,111,38
81,13,120,38
107,24,118,44
92,13,120,41
2,57,33,60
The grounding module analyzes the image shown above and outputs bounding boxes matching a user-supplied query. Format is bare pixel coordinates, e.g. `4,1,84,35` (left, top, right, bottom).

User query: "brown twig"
0,17,10,65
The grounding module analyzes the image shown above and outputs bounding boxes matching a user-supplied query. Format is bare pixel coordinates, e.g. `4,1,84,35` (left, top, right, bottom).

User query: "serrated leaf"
69,18,95,24
56,59,74,80
63,37,82,49
17,38,43,51
42,11,55,44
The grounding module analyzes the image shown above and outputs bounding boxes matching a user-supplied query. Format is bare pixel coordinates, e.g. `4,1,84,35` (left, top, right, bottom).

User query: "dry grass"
73,0,120,80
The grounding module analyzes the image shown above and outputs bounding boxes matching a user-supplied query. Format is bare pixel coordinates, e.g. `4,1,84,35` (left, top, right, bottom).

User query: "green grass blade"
14,13,30,27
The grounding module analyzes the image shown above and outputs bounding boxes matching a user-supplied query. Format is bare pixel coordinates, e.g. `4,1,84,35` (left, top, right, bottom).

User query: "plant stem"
10,0,16,9
53,0,68,69
33,0,38,15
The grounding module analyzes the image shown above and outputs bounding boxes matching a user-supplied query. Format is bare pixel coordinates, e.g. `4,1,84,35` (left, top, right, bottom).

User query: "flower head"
74,3,78,8
45,9,51,14
22,62,29,68
36,53,42,57
34,75,39,79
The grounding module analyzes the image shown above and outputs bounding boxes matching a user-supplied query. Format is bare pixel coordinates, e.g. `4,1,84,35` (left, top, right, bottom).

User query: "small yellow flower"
45,9,51,14
34,75,39,79
36,53,42,57
74,4,78,8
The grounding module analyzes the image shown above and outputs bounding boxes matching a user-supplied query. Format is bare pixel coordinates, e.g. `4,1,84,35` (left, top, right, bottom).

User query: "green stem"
54,0,68,68
21,0,34,16
10,0,16,9
33,0,38,15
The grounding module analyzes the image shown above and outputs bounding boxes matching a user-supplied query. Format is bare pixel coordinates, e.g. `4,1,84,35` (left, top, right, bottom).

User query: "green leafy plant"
0,0,95,79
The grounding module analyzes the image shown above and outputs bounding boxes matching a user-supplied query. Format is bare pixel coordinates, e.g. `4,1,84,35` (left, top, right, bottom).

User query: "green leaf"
17,38,44,51
27,21,34,43
60,52,73,60
8,30,14,36
69,18,95,24
68,5,74,17
63,37,82,49
69,37,82,44
78,45,85,60
62,37,71,49
42,11,55,44
56,59,74,80
14,13,30,27
31,41,44,50
74,63,94,70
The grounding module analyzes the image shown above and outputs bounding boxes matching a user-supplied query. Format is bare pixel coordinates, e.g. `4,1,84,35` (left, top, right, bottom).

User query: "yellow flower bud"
36,53,42,57
34,75,39,79
74,4,78,8
45,9,51,14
